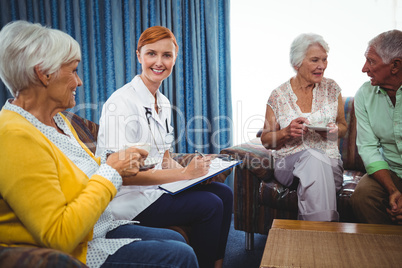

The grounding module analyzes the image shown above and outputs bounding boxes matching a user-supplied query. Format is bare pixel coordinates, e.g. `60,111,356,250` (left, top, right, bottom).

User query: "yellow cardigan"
0,108,118,264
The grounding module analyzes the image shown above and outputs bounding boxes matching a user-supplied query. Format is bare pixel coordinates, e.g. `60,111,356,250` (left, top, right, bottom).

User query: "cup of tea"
124,143,151,153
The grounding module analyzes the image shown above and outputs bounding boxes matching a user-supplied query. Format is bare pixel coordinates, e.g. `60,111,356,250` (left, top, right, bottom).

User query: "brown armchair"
220,97,365,250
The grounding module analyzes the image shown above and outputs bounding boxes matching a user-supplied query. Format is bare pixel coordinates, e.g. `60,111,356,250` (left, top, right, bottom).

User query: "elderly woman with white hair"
260,33,348,222
0,21,198,268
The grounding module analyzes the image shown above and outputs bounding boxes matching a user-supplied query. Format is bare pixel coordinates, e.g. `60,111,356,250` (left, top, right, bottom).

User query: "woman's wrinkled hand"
315,122,339,141
106,147,148,177
182,155,211,180
287,117,309,138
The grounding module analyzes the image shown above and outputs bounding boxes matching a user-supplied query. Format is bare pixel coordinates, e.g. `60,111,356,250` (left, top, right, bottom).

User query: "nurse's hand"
107,148,148,177
183,155,211,179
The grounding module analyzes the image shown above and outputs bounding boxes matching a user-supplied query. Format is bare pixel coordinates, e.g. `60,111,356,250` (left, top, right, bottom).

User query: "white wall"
231,0,402,145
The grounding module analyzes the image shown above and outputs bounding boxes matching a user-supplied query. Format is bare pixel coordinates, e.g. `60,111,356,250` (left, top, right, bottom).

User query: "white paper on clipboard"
159,158,241,195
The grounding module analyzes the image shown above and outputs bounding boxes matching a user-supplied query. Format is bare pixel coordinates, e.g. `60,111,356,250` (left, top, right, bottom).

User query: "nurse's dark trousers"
134,182,233,268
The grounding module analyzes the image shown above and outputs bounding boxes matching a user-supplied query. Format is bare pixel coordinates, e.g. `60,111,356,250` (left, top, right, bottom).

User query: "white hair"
289,33,329,71
0,20,81,97
369,29,402,64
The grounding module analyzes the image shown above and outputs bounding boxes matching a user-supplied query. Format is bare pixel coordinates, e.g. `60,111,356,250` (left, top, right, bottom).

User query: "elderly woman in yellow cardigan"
0,21,198,268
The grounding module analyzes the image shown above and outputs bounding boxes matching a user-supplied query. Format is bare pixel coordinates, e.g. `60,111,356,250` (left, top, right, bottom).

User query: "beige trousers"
351,170,402,224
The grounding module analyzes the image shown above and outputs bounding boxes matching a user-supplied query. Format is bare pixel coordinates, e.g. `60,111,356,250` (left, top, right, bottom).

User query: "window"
231,0,402,144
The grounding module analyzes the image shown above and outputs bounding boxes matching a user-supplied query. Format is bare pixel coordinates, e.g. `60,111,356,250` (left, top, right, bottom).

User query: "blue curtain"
0,0,232,154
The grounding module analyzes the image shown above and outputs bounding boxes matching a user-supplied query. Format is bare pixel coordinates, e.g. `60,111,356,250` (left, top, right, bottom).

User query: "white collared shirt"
96,75,173,220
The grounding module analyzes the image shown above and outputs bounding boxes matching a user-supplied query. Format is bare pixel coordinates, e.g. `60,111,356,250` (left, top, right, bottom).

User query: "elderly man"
351,30,402,225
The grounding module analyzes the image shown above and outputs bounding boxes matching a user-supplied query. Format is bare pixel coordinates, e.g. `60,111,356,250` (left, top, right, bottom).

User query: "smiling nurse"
96,26,233,268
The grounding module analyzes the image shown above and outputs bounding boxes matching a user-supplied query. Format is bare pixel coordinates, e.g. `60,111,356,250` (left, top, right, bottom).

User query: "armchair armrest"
220,138,274,182
220,138,276,234
222,138,297,212
0,246,87,268
259,180,298,211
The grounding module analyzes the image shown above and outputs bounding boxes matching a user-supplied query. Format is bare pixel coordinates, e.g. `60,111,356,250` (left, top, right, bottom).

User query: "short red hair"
137,26,179,54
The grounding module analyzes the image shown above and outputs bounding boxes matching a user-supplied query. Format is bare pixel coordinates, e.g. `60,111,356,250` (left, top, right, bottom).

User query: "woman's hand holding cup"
107,147,149,176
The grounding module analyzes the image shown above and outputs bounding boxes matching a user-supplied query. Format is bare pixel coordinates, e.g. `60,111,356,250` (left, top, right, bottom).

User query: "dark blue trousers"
103,224,198,268
134,182,233,268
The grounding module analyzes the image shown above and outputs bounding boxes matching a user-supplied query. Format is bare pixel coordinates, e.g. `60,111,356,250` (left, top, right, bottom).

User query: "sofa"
0,111,232,267
220,97,366,250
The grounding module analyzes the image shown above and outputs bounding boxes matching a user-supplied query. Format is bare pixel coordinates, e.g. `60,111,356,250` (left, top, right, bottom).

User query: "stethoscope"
144,107,175,153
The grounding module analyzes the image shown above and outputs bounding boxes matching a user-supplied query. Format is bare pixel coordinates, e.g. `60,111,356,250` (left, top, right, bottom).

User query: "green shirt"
355,81,402,178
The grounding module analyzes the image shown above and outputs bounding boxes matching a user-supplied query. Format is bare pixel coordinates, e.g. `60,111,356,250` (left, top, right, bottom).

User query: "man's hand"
386,190,402,224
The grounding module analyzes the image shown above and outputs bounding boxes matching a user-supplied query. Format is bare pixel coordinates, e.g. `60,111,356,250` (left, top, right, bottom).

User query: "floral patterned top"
267,77,342,159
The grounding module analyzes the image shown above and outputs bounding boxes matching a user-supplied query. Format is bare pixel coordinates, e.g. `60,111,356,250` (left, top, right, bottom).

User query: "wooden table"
270,219,402,235
260,219,402,268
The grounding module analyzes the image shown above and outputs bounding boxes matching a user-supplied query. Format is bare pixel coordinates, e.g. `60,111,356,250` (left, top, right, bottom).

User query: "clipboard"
159,158,241,195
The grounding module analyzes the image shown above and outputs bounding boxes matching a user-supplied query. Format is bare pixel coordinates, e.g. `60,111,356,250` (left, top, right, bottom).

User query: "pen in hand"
195,150,211,181
195,150,205,158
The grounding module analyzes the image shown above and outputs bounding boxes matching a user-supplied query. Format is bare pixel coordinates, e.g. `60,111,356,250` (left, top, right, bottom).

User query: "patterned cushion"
61,111,99,154
220,138,274,180
339,97,366,172
0,246,87,268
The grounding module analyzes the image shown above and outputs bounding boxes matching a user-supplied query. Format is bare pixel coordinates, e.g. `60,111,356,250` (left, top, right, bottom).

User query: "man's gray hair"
369,29,402,64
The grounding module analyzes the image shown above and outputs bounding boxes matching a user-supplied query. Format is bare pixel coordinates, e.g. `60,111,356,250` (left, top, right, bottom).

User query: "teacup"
124,143,151,153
